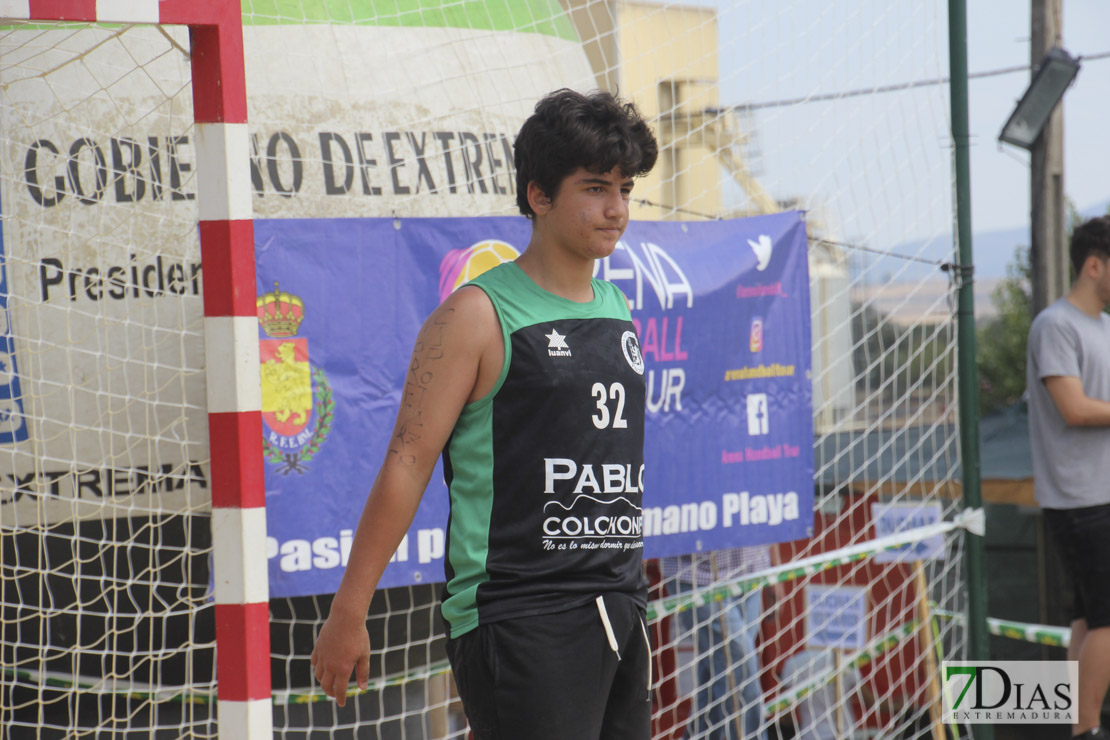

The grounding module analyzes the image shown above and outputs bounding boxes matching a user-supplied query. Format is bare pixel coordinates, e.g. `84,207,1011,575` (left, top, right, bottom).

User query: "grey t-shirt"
1027,297,1110,509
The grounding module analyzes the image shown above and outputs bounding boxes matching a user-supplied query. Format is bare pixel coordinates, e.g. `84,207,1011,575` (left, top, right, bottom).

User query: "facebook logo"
747,393,769,435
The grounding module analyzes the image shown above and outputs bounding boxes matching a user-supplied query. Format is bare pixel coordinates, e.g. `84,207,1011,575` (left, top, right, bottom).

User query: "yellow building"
562,0,780,223
563,1,721,220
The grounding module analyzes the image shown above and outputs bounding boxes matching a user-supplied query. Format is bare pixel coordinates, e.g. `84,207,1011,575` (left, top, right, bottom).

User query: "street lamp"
998,47,1080,149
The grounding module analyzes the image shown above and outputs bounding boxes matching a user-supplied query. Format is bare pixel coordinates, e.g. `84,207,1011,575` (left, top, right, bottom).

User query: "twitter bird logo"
747,235,773,271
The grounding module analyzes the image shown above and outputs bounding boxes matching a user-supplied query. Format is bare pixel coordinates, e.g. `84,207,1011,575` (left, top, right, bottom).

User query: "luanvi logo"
942,661,1077,724
546,328,571,357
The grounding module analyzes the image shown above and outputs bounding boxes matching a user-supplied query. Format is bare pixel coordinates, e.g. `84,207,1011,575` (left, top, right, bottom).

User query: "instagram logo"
749,317,763,353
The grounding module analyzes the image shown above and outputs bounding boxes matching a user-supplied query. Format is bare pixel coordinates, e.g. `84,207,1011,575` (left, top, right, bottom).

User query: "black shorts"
1043,503,1110,628
444,592,652,740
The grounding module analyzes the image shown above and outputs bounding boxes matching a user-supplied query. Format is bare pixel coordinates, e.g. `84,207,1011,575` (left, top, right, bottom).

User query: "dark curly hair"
1070,215,1110,277
514,89,658,219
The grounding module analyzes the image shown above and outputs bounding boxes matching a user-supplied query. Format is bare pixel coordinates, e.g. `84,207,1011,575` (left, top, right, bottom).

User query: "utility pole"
1030,0,1068,314
1031,0,1072,666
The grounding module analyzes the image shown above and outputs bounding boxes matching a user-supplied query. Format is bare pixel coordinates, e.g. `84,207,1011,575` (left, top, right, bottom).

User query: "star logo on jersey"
546,329,568,349
546,328,572,357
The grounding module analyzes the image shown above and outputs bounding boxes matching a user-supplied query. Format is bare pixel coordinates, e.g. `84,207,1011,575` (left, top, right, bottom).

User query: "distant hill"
853,197,1110,283
967,225,1029,280
971,197,1110,279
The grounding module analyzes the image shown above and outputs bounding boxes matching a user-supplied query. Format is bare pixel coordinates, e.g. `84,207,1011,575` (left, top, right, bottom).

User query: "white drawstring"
596,595,621,660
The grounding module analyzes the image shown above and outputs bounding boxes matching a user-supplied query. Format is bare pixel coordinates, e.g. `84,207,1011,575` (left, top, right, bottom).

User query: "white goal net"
1,17,216,738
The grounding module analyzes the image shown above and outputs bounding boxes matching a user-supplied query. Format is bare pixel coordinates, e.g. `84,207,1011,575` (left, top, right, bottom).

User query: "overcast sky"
703,1,1108,258
965,0,1109,229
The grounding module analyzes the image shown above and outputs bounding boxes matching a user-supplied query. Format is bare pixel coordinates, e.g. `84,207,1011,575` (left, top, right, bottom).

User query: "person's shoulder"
467,261,518,291
1029,299,1075,337
1034,299,1069,322
416,287,499,368
438,282,496,326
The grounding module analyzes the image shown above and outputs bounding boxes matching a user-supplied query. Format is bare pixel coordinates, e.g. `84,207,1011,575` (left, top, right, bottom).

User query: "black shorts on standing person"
447,592,651,740
1042,503,1110,629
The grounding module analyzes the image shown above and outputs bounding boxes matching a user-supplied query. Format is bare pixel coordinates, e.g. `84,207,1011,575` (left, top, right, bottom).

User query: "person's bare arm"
1043,375,1110,427
310,286,500,705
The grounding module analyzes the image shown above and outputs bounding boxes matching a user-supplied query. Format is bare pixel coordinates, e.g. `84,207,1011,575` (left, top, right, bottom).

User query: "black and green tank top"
441,262,647,638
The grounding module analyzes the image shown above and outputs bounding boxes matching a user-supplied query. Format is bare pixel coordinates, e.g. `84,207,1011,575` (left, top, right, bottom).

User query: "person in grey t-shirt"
1027,215,1110,740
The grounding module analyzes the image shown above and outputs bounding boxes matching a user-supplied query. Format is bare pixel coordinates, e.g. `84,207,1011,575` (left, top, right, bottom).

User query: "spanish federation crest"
257,282,333,474
621,330,644,375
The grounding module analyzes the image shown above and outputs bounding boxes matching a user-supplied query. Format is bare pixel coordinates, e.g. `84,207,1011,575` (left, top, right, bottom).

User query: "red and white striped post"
170,3,273,738
12,2,271,737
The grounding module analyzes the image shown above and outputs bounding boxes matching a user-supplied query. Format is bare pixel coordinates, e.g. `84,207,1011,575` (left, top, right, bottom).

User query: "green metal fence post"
948,1,992,739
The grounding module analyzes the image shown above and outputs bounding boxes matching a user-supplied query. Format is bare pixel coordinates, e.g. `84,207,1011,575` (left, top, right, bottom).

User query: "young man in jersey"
1028,216,1110,740
311,88,659,739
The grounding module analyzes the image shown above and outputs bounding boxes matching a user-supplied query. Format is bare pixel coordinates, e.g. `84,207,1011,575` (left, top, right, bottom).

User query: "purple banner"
256,213,813,596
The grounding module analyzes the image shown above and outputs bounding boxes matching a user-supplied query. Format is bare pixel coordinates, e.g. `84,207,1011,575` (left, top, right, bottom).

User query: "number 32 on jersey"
591,382,627,429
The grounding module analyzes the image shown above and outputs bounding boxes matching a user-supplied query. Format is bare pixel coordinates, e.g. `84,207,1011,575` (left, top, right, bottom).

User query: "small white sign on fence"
872,501,945,564
805,584,868,650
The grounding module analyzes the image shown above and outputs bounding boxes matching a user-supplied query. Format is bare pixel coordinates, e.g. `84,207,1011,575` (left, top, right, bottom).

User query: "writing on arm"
310,287,500,705
385,286,501,480
390,307,454,472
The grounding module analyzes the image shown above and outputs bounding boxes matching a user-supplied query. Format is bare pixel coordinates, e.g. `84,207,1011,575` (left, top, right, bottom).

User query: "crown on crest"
257,282,305,338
